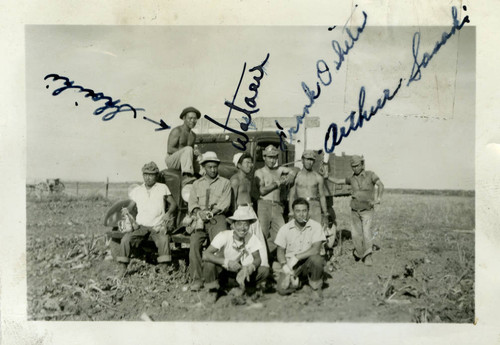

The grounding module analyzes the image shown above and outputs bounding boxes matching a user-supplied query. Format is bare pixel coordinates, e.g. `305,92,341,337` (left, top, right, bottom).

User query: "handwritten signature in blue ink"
44,74,145,121
205,53,270,151
407,6,470,86
276,10,368,150
323,6,469,154
236,115,257,130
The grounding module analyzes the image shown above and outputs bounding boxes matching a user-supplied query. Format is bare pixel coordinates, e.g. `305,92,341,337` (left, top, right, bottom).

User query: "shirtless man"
230,153,269,269
289,150,328,227
254,145,293,259
165,107,201,183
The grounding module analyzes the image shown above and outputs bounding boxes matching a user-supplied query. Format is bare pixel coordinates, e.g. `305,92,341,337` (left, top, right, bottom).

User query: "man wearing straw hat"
165,107,202,184
329,155,384,266
230,153,269,269
187,151,232,291
116,161,177,276
202,207,268,303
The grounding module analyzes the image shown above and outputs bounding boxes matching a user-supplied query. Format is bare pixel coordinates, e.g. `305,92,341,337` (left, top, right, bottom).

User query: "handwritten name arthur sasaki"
44,74,169,131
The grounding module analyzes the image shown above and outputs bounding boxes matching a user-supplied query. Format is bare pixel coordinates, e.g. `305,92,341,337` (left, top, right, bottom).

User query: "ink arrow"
143,116,170,131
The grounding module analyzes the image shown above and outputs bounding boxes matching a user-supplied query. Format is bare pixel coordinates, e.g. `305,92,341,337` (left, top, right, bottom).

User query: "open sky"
26,18,474,189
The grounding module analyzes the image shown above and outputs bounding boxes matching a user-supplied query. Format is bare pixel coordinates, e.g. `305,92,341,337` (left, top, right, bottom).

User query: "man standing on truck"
187,151,232,291
329,155,384,266
165,107,201,184
288,150,328,227
116,161,177,276
254,145,293,261
230,153,269,270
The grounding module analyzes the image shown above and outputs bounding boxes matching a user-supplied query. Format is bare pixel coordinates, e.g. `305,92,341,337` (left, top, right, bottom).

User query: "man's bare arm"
375,179,384,204
317,174,328,215
230,175,240,210
328,177,347,184
257,171,281,196
167,127,181,154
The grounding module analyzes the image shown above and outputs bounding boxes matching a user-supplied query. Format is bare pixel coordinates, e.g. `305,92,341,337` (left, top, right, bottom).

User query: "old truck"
104,130,354,260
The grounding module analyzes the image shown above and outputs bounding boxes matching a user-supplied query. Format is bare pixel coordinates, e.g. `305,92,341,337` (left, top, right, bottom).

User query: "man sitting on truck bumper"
116,161,177,276
187,152,232,291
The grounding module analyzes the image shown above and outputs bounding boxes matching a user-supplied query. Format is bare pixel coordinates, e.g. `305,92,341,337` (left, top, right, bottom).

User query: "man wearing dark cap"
116,161,177,275
187,151,232,291
254,145,294,261
289,150,328,226
165,107,201,182
329,155,384,266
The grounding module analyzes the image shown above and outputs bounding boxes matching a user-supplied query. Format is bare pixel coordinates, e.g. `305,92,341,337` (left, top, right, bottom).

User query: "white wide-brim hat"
228,206,257,223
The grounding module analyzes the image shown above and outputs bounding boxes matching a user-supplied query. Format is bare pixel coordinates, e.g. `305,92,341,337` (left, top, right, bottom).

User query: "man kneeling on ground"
274,198,326,299
202,207,269,304
116,161,177,276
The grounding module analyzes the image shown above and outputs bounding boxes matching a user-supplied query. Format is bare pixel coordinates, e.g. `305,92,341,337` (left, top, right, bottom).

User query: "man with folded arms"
254,145,293,260
202,207,268,303
187,151,232,291
116,161,177,275
274,198,326,299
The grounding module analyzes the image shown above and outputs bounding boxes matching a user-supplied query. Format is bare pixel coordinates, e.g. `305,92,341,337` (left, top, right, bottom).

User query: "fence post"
76,182,79,197
106,177,109,199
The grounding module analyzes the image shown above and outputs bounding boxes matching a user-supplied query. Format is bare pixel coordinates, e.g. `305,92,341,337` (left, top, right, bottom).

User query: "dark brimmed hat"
142,161,159,174
179,107,201,120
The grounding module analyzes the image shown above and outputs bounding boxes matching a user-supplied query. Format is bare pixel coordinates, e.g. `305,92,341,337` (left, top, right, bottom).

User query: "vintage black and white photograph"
24,8,476,324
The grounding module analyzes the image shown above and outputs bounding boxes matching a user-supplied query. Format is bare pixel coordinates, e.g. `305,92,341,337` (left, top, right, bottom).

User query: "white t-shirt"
210,230,264,266
129,183,171,228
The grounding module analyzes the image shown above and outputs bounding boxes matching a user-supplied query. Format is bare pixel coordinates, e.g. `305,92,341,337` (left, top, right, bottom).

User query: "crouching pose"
202,207,269,303
274,198,326,299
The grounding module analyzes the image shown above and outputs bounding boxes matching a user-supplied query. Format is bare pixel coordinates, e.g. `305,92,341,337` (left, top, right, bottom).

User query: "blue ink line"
143,116,170,131
223,62,247,131
324,78,403,154
277,11,368,149
407,6,470,87
44,74,145,121
203,115,250,151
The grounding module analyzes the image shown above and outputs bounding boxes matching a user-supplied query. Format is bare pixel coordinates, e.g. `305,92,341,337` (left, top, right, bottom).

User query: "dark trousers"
188,214,227,282
117,226,171,264
294,254,325,290
203,261,270,290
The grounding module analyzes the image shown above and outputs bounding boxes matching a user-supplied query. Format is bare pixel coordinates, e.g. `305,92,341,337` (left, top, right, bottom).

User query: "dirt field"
26,185,475,322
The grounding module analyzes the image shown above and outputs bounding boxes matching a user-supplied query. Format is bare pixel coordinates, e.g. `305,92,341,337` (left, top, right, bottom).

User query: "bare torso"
294,169,322,198
230,172,253,205
255,166,283,202
167,125,196,154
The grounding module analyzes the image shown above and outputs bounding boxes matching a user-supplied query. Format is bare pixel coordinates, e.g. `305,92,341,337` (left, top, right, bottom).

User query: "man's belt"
305,197,320,202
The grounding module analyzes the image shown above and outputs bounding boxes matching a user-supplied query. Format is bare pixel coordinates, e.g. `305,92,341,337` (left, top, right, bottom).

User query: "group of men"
115,106,384,303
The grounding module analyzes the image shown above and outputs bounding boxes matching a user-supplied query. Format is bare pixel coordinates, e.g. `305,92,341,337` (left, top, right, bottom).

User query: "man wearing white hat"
230,153,269,269
187,151,232,291
202,207,269,303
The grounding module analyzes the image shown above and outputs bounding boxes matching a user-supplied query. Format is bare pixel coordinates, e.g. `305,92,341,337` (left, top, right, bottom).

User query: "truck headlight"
181,184,192,203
